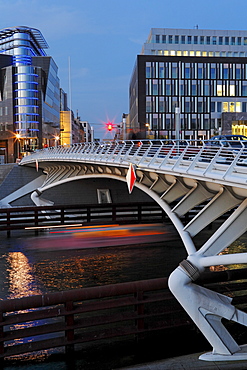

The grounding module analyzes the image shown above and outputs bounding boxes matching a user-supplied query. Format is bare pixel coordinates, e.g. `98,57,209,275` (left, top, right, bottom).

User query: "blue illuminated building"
0,26,61,163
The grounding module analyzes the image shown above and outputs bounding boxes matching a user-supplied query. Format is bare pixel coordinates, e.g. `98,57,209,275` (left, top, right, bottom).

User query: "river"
0,223,186,300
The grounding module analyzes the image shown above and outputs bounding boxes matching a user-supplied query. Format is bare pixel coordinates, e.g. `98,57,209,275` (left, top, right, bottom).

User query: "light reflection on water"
0,232,186,300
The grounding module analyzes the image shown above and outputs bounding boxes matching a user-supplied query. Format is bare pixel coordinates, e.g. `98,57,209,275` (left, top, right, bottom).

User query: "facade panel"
130,28,247,140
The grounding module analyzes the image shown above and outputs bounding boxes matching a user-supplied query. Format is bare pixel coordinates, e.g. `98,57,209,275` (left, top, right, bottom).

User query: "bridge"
17,139,247,362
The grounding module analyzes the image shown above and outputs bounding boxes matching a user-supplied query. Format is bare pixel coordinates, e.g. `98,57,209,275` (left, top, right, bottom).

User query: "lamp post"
15,133,21,161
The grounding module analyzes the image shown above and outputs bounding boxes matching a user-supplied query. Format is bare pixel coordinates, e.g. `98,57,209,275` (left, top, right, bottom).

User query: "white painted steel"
19,139,247,361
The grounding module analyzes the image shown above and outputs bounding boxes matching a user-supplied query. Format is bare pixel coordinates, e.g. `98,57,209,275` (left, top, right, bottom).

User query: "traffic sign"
126,163,136,194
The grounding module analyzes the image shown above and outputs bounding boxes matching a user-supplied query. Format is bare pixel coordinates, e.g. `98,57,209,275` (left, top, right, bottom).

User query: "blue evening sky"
1,0,247,139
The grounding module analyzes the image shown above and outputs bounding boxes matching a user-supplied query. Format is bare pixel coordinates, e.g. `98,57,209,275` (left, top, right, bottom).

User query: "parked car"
206,135,247,148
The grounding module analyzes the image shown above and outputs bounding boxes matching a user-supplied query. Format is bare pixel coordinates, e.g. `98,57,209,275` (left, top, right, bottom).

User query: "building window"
194,36,198,44
211,67,216,79
200,36,204,44
225,37,229,45
97,189,112,204
244,37,247,45
219,37,223,45
185,67,190,79
152,80,158,95
168,35,173,44
216,102,221,112
146,97,152,112
155,35,160,43
212,36,217,45
188,36,192,44
181,36,185,44
223,102,228,112
162,35,166,43
231,37,235,45
237,37,242,45
175,35,179,44
159,97,165,112
206,36,210,45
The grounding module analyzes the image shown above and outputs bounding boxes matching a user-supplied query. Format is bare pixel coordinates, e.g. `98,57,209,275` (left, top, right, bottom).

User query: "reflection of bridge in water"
16,139,247,361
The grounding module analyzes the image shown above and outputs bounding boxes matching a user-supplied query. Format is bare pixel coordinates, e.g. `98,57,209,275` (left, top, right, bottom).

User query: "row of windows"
154,34,247,46
151,50,247,58
146,97,247,114
146,79,247,97
146,113,211,131
146,61,247,80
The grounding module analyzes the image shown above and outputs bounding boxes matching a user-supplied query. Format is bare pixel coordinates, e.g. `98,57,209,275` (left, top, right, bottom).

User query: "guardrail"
0,202,166,237
20,139,247,188
0,269,247,360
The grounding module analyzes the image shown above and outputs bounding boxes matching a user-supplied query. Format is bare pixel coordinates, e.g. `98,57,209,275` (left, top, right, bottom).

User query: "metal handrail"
20,140,247,188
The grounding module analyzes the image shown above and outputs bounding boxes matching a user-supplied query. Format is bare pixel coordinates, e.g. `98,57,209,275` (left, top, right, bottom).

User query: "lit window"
223,102,228,112
202,51,207,57
236,102,241,112
183,50,188,56
177,51,182,56
230,102,235,112
189,51,195,56
170,50,176,56
164,50,169,55
230,85,235,96
217,85,223,96
196,51,201,56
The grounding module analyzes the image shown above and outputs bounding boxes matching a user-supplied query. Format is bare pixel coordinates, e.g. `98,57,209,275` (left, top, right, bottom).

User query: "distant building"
0,26,62,162
129,28,247,140
81,121,93,142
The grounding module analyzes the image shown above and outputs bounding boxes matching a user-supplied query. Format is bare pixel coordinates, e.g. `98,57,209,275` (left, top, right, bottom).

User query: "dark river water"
0,224,186,300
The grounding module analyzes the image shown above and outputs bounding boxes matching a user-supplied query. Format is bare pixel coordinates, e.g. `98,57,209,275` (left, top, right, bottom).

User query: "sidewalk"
116,352,247,369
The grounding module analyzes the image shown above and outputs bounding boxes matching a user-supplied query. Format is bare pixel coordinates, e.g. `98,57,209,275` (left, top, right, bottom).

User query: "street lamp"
15,133,21,160
54,136,60,147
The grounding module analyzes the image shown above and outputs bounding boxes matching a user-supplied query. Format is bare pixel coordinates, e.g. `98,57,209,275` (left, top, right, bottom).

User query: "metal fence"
0,202,166,236
0,268,247,360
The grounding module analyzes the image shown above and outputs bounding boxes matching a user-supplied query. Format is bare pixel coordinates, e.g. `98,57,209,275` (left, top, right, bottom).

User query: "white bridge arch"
19,139,247,362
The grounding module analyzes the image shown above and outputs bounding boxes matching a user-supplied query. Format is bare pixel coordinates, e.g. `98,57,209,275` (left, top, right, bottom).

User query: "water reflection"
6,252,41,299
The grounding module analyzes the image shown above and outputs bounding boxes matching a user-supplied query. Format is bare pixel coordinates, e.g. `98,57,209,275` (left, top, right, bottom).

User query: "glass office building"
0,26,60,162
129,28,247,140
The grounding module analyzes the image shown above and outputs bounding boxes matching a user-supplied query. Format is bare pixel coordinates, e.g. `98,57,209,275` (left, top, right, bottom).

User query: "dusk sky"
1,0,247,138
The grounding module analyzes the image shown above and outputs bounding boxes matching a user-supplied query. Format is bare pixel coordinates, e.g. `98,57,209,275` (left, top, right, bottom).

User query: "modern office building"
0,26,61,162
129,28,247,140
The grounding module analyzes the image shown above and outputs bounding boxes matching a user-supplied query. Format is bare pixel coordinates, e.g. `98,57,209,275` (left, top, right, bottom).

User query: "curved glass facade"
0,27,60,160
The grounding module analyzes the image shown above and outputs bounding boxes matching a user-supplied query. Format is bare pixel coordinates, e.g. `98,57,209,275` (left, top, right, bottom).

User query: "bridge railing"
20,140,247,186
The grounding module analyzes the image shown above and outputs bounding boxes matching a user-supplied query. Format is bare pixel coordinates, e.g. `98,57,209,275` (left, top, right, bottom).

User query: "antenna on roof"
194,24,199,29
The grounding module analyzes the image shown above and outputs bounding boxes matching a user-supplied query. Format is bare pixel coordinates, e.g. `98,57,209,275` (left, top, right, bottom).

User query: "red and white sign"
126,163,136,194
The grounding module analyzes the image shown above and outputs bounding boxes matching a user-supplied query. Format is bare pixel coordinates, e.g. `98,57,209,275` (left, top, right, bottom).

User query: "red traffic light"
107,123,113,131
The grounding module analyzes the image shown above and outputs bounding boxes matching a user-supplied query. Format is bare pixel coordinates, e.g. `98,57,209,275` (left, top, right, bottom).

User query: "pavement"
116,352,247,369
